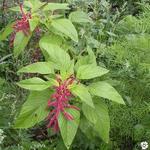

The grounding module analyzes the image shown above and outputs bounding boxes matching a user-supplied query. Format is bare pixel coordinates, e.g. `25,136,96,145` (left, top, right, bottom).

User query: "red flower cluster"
10,4,31,47
47,75,79,132
14,4,31,35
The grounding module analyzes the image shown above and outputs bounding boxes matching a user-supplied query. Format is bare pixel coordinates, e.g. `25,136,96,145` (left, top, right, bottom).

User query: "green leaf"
58,109,80,149
51,19,78,42
39,42,71,71
69,11,92,23
79,117,95,140
77,64,109,79
70,84,94,108
88,82,125,104
40,34,63,46
0,23,14,41
43,3,69,11
14,31,31,57
75,47,96,70
18,62,54,74
25,0,46,12
17,77,52,91
39,34,64,60
29,17,39,31
82,99,110,143
94,99,110,143
82,103,97,124
60,59,74,80
14,89,50,128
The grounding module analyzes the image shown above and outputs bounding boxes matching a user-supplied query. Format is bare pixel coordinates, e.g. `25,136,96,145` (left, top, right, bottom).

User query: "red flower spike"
13,4,31,35
46,75,79,132
9,4,32,47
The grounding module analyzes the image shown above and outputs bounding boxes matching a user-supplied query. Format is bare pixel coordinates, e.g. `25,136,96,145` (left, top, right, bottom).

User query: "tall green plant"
0,0,125,149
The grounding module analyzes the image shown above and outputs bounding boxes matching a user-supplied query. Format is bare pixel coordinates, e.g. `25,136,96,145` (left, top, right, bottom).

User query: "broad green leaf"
39,34,64,60
51,19,78,42
40,34,63,46
29,18,39,31
14,89,50,128
39,42,71,71
88,82,125,104
82,103,97,124
17,62,54,74
60,59,74,80
69,11,92,23
94,99,110,143
82,99,110,143
25,0,46,12
86,47,97,65
79,117,95,140
14,31,31,57
87,37,100,48
58,109,80,149
17,77,52,91
77,64,109,79
70,84,94,108
75,47,96,70
75,57,89,71
43,3,69,11
31,0,45,10
0,23,14,41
